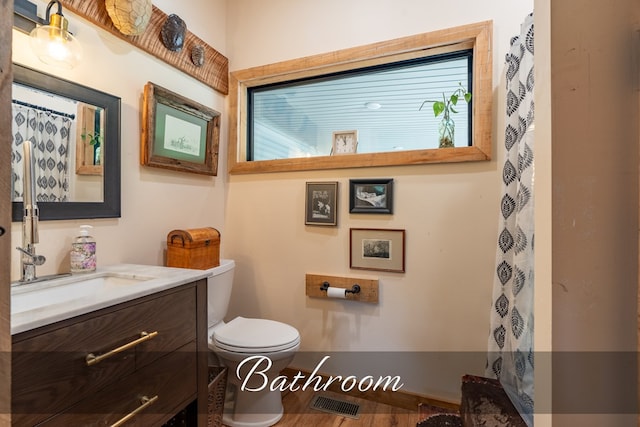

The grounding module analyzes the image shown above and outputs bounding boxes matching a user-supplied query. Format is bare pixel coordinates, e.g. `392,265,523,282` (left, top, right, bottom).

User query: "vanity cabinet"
12,278,208,426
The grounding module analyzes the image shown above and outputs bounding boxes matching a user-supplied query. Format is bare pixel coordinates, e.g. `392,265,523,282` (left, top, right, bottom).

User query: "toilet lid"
213,316,300,353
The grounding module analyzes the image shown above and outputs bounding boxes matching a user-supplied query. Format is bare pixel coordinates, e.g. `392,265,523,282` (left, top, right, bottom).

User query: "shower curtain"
11,104,73,202
486,13,535,427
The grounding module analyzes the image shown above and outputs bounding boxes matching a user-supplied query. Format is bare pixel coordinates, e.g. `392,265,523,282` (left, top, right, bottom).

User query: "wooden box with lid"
166,227,220,270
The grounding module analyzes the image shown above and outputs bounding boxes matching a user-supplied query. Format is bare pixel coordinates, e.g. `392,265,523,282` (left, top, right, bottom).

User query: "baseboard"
281,366,460,413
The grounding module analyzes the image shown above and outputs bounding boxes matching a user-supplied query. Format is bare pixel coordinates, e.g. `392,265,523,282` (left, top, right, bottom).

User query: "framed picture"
142,82,221,175
349,178,393,214
305,182,338,226
331,130,358,155
350,228,405,273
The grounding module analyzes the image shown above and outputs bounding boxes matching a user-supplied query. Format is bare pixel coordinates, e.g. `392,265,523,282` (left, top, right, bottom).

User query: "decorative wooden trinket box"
166,227,220,269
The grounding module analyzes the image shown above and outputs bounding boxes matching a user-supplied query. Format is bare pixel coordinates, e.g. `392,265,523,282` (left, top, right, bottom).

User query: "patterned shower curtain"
11,104,73,202
486,13,535,427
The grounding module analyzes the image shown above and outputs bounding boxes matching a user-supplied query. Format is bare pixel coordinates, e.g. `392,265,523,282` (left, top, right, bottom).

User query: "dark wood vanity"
11,278,208,426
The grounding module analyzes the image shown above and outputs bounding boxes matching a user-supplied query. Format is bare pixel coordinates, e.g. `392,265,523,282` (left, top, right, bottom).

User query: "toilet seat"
213,316,300,353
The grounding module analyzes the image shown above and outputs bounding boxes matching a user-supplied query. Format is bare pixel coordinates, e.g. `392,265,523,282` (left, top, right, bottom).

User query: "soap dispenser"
70,225,96,273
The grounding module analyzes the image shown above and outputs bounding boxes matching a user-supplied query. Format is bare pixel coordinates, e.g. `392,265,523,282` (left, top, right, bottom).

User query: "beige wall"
7,0,539,405
224,0,533,401
5,0,640,422
533,0,552,425
550,0,639,425
15,0,637,416
9,0,229,280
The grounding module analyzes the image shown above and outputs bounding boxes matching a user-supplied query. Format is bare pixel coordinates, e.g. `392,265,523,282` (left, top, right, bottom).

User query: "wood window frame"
228,21,493,174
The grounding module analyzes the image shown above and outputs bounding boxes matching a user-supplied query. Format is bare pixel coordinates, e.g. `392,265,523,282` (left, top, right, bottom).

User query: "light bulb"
29,10,82,69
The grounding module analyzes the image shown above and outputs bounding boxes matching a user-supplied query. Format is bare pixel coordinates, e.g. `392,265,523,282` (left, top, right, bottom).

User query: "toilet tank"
206,259,235,328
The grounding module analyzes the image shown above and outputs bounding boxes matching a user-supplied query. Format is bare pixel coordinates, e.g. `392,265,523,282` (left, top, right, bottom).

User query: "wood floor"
223,388,423,426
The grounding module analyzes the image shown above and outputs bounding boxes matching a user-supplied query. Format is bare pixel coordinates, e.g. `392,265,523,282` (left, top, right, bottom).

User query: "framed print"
350,228,405,273
331,130,358,155
305,182,338,226
142,82,221,175
349,178,393,214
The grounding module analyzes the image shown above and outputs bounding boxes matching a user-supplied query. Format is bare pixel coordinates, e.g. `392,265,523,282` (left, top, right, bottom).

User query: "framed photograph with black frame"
349,178,393,214
142,81,221,175
305,182,338,226
350,228,405,273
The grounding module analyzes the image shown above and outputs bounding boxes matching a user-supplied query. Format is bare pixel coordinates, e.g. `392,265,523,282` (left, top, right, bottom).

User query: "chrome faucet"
16,140,46,282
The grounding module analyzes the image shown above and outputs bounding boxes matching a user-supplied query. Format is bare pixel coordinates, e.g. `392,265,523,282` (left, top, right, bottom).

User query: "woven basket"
417,414,462,427
208,366,227,427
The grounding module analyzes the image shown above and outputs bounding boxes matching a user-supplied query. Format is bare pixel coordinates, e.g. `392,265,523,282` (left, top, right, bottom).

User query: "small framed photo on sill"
305,182,338,226
331,130,358,155
350,228,405,273
349,178,393,214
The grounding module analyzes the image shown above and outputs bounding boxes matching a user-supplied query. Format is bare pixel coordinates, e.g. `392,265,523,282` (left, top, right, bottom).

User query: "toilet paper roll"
327,287,347,299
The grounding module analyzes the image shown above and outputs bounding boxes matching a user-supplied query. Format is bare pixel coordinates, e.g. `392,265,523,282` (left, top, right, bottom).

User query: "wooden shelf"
60,0,228,94
305,274,378,303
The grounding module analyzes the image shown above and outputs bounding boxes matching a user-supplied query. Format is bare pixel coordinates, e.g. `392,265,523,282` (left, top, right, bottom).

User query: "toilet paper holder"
306,274,378,303
320,281,361,294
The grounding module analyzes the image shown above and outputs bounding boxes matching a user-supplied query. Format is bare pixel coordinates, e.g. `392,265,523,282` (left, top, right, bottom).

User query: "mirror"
75,103,105,176
11,63,121,221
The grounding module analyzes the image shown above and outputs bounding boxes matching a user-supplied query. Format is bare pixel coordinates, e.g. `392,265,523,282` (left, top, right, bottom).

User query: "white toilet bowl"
203,261,300,427
209,317,300,427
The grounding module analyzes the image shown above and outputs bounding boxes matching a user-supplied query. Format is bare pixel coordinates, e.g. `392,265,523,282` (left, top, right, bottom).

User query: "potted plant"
420,83,472,148
81,130,102,146
81,130,103,166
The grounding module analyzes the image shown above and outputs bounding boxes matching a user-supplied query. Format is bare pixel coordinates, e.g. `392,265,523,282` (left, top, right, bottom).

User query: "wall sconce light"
14,0,83,69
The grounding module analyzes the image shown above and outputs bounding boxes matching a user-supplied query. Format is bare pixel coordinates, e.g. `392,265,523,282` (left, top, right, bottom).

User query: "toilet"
205,259,300,427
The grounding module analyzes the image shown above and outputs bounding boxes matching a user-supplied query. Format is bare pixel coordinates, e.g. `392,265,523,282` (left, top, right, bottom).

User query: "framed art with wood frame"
350,228,405,272
142,82,221,175
305,181,338,226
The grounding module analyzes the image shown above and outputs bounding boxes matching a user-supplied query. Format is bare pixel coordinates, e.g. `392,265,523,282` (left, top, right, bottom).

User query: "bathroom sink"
10,264,210,335
11,272,156,315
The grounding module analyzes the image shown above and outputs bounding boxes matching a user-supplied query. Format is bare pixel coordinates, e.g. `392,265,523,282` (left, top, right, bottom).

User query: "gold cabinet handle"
110,395,159,427
85,331,159,366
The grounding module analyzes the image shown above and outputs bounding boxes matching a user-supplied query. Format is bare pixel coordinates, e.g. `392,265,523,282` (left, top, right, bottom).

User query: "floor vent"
309,395,361,419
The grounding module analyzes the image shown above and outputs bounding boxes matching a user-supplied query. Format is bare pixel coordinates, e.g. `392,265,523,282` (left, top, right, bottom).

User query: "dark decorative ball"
160,14,186,52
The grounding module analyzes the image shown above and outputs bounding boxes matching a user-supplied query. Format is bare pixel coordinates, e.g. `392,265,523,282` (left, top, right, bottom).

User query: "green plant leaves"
420,82,471,119
81,131,102,146
432,101,445,117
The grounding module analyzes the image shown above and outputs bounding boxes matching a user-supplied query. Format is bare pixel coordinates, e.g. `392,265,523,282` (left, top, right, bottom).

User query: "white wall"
224,0,533,401
10,0,228,279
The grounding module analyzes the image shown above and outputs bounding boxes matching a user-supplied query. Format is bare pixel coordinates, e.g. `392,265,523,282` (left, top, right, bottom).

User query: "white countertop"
11,264,210,335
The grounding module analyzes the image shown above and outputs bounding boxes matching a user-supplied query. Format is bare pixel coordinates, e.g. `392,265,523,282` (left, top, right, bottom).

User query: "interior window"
228,20,493,174
249,51,472,161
